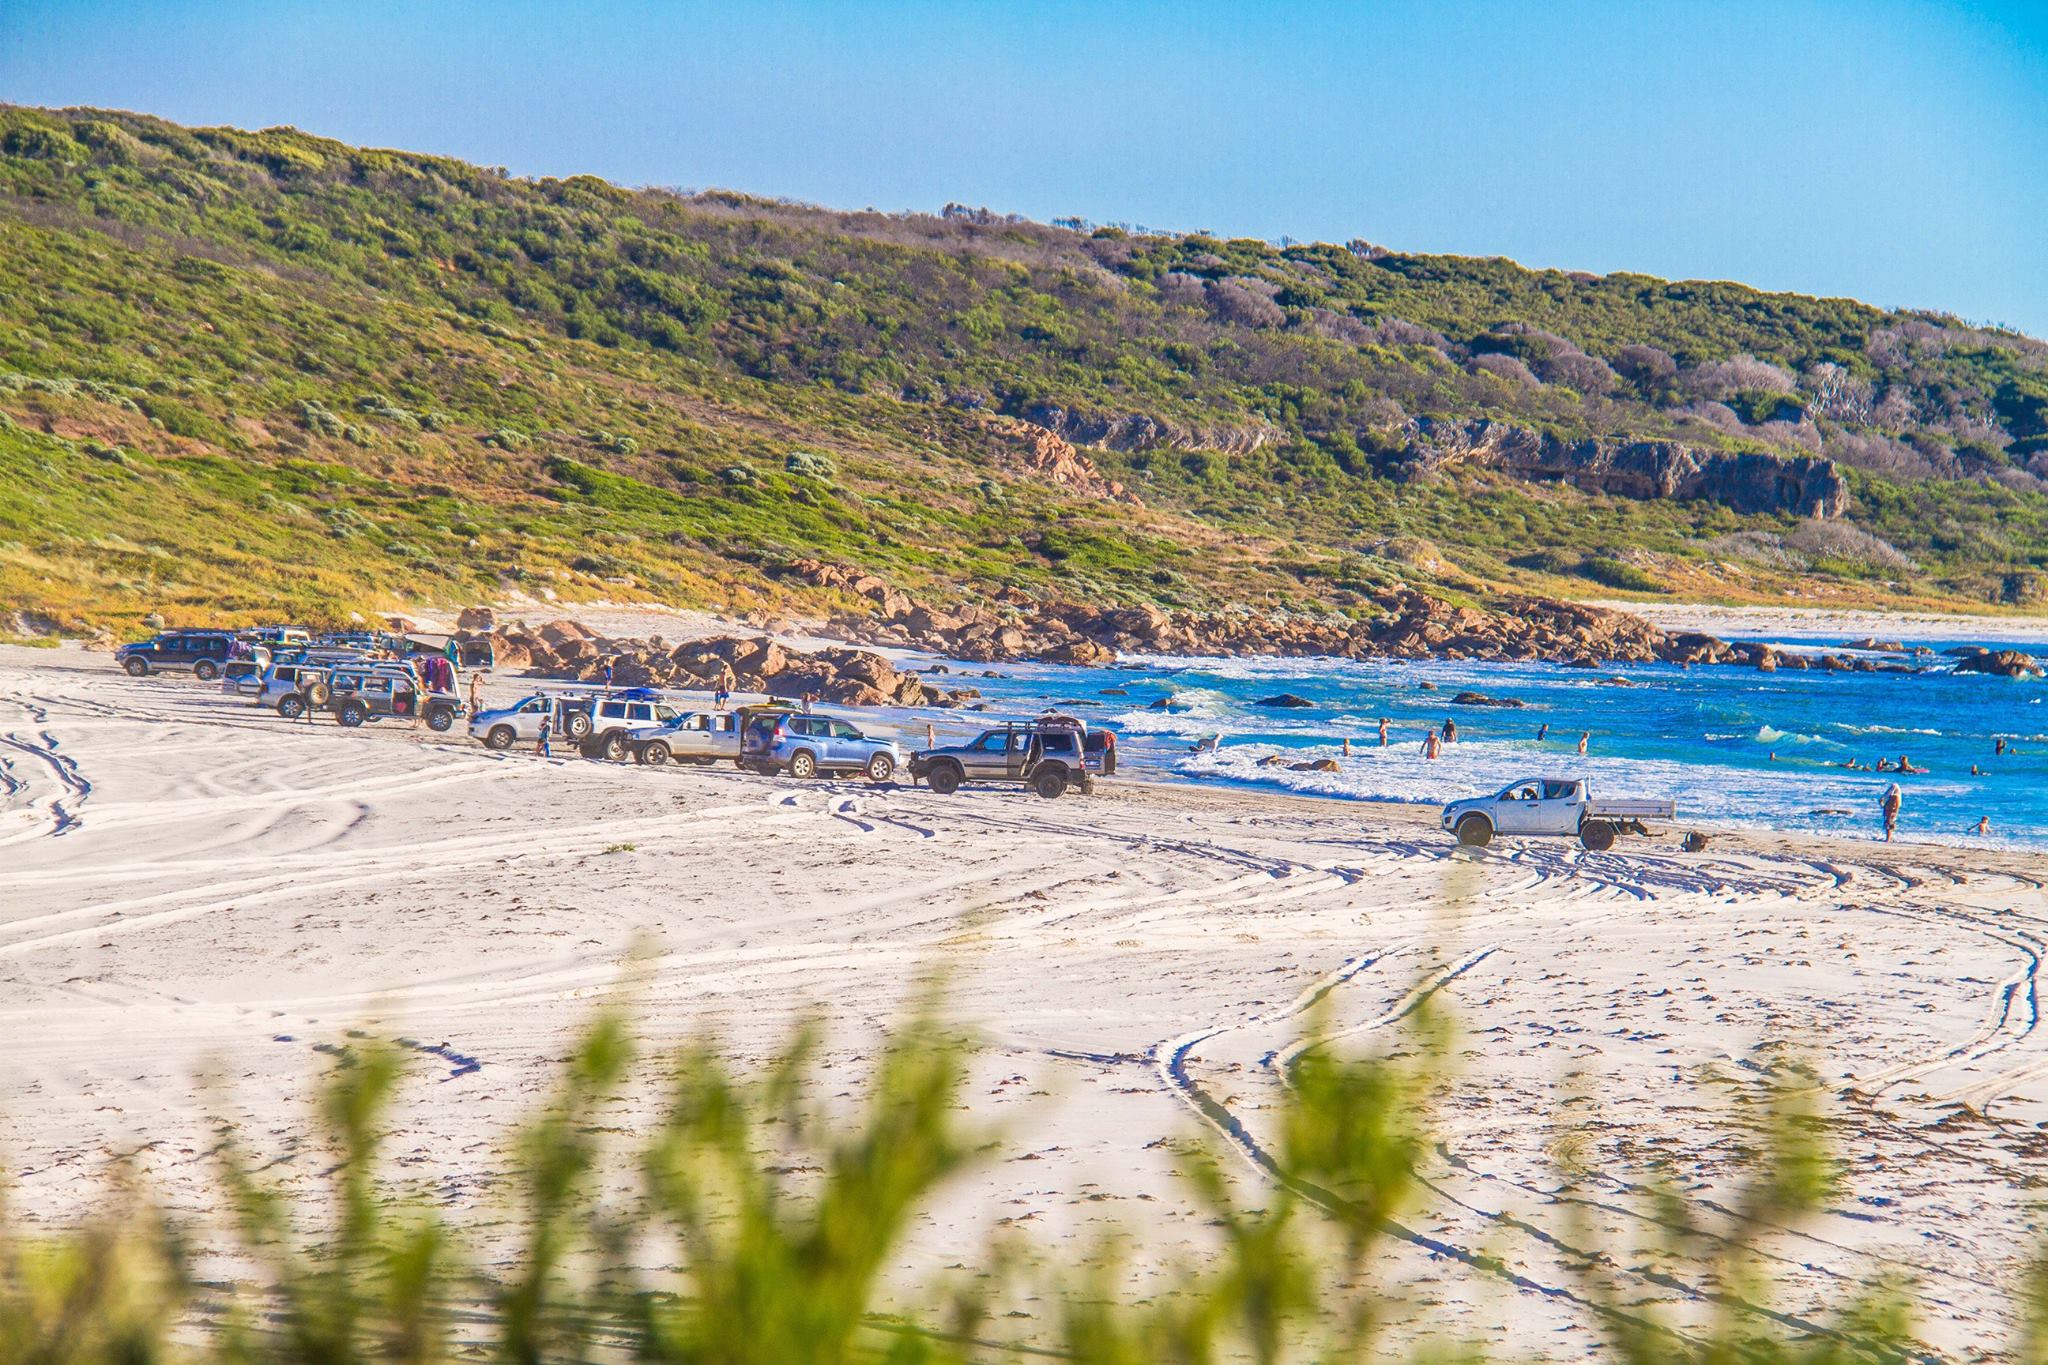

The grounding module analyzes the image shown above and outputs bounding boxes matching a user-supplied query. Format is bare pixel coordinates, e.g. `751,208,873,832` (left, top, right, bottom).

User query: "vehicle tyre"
788,750,819,780
484,724,516,751
425,706,455,733
1579,820,1616,852
865,752,895,783
640,741,671,766
336,701,368,728
1455,814,1494,848
123,657,150,677
925,762,962,795
599,731,627,762
1033,767,1068,800
276,694,305,720
192,660,220,681
564,711,593,740
302,682,331,708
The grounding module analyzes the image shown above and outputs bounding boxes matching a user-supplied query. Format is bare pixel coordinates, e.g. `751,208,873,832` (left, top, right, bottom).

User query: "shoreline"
1581,598,2048,644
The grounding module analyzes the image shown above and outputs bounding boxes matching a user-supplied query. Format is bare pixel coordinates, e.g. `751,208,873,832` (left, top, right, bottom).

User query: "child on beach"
1880,783,1902,842
536,713,553,759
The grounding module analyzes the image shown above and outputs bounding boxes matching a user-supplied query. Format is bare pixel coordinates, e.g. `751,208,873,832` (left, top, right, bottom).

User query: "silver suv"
909,717,1111,798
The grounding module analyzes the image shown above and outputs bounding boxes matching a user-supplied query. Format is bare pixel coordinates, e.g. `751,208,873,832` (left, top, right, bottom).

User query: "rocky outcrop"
1014,402,1282,458
478,619,978,707
1955,649,2044,678
1394,418,1849,518
983,416,1141,505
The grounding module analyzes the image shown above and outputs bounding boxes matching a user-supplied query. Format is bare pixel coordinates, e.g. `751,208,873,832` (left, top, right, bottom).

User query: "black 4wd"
117,630,237,680
909,715,1113,799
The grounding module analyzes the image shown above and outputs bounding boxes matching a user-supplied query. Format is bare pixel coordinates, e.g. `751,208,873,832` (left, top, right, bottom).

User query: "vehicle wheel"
193,660,220,681
1580,820,1616,852
123,657,150,677
425,706,455,733
564,711,593,740
336,701,367,728
788,750,818,780
302,682,331,708
1455,814,1494,848
276,694,305,720
866,752,895,783
1033,768,1068,800
599,731,627,761
640,741,671,766
926,763,962,795
484,724,516,750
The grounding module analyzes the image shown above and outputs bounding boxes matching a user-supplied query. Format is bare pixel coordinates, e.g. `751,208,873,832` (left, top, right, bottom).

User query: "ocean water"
915,634,2048,849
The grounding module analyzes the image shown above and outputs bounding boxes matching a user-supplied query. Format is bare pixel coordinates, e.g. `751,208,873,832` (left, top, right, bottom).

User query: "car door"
1491,781,1545,835
1534,780,1584,835
962,731,1007,779
830,720,867,768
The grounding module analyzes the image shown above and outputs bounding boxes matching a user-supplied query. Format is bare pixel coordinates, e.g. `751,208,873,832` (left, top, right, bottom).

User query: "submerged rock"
1255,693,1316,709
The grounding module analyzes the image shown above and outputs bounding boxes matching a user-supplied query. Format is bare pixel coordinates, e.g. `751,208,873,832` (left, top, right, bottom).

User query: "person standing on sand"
1577,732,1589,755
468,669,484,715
536,712,553,759
1880,782,1902,842
1377,718,1389,747
925,721,936,748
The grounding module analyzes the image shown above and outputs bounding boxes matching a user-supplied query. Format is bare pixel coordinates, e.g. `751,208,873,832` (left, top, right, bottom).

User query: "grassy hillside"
5,104,2048,635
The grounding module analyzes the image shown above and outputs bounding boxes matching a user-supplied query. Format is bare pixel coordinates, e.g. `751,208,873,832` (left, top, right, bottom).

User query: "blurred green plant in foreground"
0,985,2013,1363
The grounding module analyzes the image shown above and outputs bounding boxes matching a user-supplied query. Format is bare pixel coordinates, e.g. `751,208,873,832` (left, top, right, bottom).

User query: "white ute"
1440,777,1674,851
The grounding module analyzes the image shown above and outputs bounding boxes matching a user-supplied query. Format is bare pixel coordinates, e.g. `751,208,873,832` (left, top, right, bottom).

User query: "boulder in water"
1255,693,1315,709
1450,690,1525,708
1955,649,2044,678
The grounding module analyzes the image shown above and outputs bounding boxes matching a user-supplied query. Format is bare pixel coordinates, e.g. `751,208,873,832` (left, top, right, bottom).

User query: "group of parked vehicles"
116,627,1117,799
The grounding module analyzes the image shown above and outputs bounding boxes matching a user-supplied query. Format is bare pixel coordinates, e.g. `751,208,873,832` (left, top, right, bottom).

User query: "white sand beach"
1584,600,2048,645
5,642,2048,1356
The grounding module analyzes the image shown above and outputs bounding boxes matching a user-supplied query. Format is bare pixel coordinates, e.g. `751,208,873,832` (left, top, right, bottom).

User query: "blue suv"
740,712,901,782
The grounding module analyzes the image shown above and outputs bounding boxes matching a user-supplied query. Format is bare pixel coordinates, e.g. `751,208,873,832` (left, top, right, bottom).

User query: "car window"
627,704,653,722
1544,781,1577,800
1042,734,1076,754
1514,785,1539,801
655,705,679,722
521,698,547,713
832,721,860,739
975,733,1006,752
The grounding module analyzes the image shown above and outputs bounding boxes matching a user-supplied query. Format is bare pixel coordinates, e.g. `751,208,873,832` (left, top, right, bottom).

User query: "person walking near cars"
536,711,554,759
468,669,485,715
601,659,615,694
1881,782,1902,842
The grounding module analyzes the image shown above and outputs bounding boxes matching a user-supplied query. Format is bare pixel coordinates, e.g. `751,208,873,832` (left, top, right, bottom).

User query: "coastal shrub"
483,429,531,451
1579,555,1665,593
0,986,1974,1362
784,449,836,478
1783,518,1917,576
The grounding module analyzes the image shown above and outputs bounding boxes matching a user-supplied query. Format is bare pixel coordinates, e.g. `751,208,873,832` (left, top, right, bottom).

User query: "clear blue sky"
5,1,2045,333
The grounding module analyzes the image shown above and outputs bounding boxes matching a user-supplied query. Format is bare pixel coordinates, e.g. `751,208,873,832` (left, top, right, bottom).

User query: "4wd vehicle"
740,712,901,782
582,690,687,761
629,710,740,766
217,646,277,694
910,716,1110,799
117,631,238,679
242,626,312,650
292,664,463,731
1439,777,1675,851
467,693,598,750
632,702,793,766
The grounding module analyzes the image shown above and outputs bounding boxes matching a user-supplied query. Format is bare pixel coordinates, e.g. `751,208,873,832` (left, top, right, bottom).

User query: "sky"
5,0,2046,333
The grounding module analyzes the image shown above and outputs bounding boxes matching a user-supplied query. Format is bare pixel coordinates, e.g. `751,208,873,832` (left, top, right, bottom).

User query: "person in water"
1897,754,1927,774
1880,782,1902,842
1536,723,1549,743
1442,718,1458,744
1423,731,1442,761
1996,737,2007,756
1576,732,1589,756
1977,815,1992,836
1377,718,1389,747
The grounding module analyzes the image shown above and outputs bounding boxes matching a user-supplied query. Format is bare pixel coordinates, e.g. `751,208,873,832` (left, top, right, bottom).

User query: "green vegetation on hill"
4,104,2048,632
